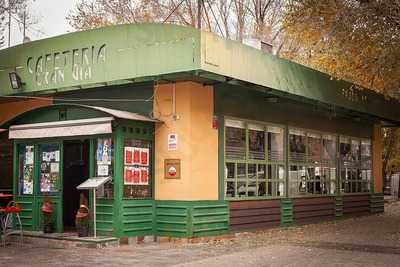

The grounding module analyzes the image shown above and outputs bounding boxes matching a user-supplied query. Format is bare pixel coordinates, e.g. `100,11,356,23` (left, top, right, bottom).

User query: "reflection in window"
225,120,246,160
268,126,284,161
323,135,336,162
289,129,306,162
307,133,321,163
248,124,265,160
224,119,285,199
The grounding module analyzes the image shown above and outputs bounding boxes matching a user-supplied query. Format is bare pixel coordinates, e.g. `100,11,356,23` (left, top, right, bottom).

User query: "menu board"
40,144,60,194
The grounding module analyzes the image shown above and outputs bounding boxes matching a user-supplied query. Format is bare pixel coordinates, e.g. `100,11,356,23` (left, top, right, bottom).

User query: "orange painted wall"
154,82,218,200
372,124,383,193
0,98,53,125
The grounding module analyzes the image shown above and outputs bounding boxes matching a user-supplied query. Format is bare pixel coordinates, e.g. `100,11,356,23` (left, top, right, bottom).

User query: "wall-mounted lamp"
9,72,24,89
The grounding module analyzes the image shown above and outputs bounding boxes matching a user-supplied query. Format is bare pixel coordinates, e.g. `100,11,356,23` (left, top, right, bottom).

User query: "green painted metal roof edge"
0,23,399,123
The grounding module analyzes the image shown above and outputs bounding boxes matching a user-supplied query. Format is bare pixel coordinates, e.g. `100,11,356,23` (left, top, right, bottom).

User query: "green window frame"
224,118,286,199
339,137,372,194
288,129,337,197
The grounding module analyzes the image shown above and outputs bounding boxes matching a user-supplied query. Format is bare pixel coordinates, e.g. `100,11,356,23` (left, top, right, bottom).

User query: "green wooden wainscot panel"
191,201,229,237
14,197,34,230
370,193,384,214
155,200,229,238
96,199,114,236
280,199,293,227
335,196,344,218
120,199,154,237
155,201,190,238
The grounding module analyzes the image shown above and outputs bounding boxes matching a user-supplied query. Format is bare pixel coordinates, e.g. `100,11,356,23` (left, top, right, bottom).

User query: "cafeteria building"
0,23,398,238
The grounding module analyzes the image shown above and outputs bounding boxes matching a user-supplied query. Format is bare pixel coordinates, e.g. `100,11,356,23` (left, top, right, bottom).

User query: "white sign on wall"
168,133,178,151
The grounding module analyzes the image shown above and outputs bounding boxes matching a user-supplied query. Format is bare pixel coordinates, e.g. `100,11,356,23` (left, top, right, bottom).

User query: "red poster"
140,148,149,166
124,167,133,185
133,168,140,184
133,148,140,164
124,147,133,165
140,168,149,185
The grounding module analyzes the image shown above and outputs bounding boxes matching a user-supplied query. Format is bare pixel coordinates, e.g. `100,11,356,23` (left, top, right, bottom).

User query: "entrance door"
63,140,90,230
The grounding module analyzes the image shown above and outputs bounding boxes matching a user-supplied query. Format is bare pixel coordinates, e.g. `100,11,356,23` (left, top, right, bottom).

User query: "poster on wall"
96,138,112,164
140,148,149,166
25,146,34,165
22,165,33,194
97,164,109,176
124,147,133,165
168,133,178,151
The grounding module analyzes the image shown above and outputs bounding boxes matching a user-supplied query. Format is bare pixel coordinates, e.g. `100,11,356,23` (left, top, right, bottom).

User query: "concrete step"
7,231,119,249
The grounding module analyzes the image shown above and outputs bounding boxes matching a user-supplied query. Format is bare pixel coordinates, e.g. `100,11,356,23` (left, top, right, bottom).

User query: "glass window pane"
323,135,336,163
258,164,266,179
225,120,246,160
237,181,246,197
351,139,360,162
248,124,265,160
268,126,284,161
289,165,307,195
123,139,152,199
237,163,246,179
248,164,256,179
226,181,235,198
258,181,266,196
340,137,352,165
40,144,60,195
289,129,306,162
18,145,34,195
226,163,234,179
308,133,321,163
248,180,256,196
95,138,114,199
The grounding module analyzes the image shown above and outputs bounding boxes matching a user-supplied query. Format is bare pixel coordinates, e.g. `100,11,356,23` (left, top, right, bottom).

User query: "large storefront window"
95,138,114,199
17,144,34,195
39,143,60,195
340,137,371,193
123,139,152,199
225,119,285,199
289,130,336,196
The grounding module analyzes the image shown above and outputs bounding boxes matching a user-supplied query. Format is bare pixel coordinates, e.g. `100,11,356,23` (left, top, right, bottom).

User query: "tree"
67,0,284,42
0,0,37,47
281,0,400,96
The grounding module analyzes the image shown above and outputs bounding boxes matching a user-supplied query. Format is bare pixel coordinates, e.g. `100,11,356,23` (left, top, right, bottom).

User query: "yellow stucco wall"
154,82,218,200
372,124,383,193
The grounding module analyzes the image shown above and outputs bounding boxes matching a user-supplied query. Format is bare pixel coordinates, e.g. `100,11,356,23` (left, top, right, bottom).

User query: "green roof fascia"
0,23,399,123
0,23,201,96
199,31,400,124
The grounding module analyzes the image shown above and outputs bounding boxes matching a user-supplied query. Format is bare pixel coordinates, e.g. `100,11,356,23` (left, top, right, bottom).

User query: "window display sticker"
124,166,133,185
97,164,109,176
133,167,140,184
50,162,59,173
168,133,178,151
25,146,34,165
124,147,133,165
23,165,33,194
140,167,149,185
140,148,149,166
96,138,112,164
133,148,140,164
55,150,60,162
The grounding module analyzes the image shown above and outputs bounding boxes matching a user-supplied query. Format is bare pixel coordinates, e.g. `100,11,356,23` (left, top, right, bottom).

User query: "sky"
7,0,80,47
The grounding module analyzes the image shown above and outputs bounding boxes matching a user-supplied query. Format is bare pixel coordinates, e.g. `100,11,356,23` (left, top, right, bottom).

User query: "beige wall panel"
154,82,218,200
372,124,383,193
